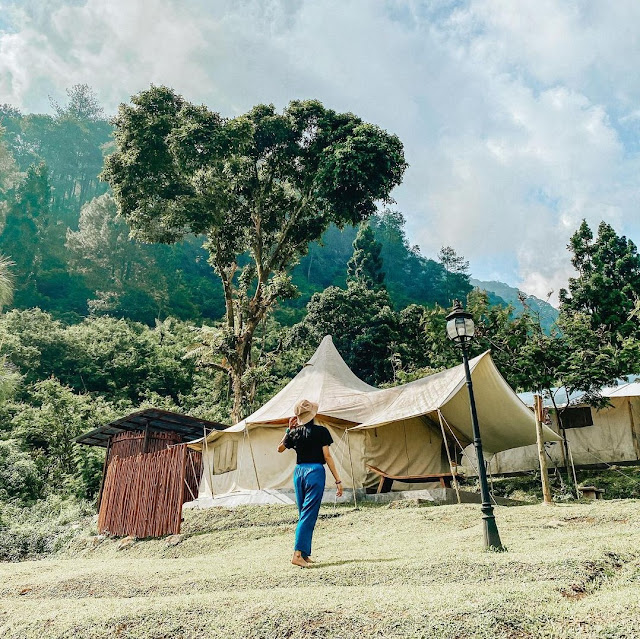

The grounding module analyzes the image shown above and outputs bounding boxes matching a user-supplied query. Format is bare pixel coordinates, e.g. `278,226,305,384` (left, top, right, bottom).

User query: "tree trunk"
230,369,244,425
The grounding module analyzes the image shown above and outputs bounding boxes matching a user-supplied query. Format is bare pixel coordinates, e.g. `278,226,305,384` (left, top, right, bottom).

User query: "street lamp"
446,300,505,551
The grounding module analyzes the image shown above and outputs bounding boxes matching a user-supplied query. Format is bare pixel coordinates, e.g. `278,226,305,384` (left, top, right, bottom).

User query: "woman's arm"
277,416,297,453
323,445,343,497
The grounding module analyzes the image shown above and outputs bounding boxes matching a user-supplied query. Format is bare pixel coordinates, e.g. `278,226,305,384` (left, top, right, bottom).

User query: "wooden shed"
76,409,227,537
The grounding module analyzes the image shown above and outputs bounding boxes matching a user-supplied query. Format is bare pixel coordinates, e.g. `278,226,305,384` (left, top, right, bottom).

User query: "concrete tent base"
183,488,522,509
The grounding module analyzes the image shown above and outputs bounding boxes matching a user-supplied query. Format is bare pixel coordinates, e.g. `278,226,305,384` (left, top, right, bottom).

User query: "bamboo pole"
534,394,553,505
567,442,580,499
203,425,215,500
245,425,261,491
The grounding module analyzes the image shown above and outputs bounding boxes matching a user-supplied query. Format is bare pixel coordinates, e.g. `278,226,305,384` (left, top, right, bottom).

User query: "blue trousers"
293,463,325,557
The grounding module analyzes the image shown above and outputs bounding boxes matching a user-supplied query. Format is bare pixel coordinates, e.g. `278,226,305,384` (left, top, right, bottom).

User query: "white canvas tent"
189,336,560,501
488,383,640,474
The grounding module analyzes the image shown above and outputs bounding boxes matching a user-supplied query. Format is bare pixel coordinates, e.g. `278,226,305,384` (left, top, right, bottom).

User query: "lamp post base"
482,506,505,552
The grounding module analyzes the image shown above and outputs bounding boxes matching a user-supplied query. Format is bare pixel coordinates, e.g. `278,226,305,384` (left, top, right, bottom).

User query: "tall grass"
0,495,96,561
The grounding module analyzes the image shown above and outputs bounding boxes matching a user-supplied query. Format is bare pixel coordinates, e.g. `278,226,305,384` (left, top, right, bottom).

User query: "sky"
1,0,640,304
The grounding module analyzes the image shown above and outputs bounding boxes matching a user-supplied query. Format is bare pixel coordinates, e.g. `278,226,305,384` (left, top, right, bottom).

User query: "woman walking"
277,399,343,567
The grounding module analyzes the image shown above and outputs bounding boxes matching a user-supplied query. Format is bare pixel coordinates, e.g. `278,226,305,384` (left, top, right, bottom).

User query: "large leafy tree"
103,87,407,421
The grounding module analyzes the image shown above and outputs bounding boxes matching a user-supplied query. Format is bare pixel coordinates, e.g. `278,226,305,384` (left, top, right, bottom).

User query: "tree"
0,126,21,226
292,283,399,385
103,87,407,421
347,222,385,289
0,163,50,306
560,220,640,349
50,84,105,122
438,246,471,305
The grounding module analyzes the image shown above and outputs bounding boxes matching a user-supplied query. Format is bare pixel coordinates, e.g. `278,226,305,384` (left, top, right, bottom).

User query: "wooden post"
534,394,553,505
245,426,261,490
142,419,150,454
96,437,112,511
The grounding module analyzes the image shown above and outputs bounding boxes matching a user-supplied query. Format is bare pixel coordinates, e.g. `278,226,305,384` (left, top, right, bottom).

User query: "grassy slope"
1,500,640,639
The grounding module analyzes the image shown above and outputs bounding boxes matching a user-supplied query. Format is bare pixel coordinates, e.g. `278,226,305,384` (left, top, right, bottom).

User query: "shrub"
0,495,96,561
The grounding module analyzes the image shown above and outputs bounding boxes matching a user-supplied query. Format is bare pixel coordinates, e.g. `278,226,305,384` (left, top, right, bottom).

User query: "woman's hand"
288,416,298,429
336,480,343,498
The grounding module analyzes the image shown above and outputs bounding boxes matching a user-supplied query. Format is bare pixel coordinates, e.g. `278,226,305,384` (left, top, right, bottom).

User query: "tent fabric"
604,382,640,398
489,394,640,473
191,335,560,498
349,350,559,455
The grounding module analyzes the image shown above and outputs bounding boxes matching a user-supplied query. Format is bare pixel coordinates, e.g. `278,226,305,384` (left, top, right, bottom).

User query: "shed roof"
75,409,227,448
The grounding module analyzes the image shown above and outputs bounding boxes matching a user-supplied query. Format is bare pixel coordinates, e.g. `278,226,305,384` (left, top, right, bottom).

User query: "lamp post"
446,300,505,551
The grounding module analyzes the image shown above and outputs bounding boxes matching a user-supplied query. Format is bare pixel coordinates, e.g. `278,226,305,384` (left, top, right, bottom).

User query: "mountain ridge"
470,278,559,333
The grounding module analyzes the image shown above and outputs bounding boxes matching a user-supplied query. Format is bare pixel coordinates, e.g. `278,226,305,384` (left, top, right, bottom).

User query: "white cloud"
1,0,639,301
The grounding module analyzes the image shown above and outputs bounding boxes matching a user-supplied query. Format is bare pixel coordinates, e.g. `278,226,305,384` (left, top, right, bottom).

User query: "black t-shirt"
283,421,333,464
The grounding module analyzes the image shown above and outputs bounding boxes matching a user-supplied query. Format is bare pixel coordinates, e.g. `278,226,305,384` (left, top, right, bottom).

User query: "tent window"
212,440,238,474
562,407,593,429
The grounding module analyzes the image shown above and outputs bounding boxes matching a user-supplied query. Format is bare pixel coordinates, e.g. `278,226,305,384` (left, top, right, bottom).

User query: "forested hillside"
470,279,559,333
0,86,470,326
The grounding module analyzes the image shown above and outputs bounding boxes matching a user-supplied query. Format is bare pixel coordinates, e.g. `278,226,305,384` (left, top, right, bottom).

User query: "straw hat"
294,399,319,425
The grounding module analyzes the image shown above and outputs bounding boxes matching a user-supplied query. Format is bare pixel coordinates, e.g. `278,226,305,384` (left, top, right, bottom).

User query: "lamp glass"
446,316,475,342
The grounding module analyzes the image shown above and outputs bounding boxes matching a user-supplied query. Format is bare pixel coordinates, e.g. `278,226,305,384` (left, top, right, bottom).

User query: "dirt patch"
560,551,626,600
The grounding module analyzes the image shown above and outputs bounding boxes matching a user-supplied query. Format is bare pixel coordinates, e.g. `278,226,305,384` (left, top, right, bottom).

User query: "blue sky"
1,0,640,302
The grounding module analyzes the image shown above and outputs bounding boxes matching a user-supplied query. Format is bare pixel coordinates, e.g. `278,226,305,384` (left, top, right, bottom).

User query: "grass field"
2,498,640,638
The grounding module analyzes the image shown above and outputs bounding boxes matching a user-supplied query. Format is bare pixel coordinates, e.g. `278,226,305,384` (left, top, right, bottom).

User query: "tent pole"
628,398,640,460
438,410,461,504
534,394,553,505
245,425,262,491
346,429,358,509
203,425,216,500
567,441,580,499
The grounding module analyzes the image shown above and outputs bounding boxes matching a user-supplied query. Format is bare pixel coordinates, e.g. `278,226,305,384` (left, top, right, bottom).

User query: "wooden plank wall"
98,444,200,538
109,430,182,462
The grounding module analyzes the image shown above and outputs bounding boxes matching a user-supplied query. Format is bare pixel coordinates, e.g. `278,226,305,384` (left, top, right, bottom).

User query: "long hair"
287,420,314,446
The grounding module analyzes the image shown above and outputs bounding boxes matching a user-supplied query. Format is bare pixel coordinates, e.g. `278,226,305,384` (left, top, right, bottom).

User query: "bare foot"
291,555,309,568
304,556,315,564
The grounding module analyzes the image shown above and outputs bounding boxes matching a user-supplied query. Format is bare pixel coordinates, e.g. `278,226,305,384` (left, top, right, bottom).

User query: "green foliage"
0,494,95,561
292,282,399,384
0,125,20,224
0,310,200,403
6,379,112,498
103,87,407,420
560,220,640,356
347,222,385,289
372,210,471,308
0,439,42,502
0,310,230,500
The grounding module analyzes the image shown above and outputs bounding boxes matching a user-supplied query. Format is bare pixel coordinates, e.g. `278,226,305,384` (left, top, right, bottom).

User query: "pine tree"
560,220,640,341
438,246,470,305
347,223,385,289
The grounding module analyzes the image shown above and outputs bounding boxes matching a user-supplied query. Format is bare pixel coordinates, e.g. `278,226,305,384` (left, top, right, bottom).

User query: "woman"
277,399,343,567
